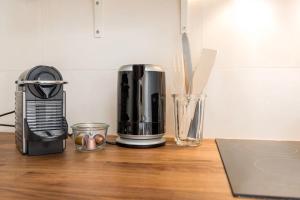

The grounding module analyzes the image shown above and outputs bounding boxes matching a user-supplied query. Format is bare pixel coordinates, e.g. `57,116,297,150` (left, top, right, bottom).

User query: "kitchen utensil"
191,49,217,94
71,123,109,152
15,65,68,155
182,32,193,94
186,49,217,139
181,32,196,139
172,46,185,94
187,101,200,139
117,64,166,148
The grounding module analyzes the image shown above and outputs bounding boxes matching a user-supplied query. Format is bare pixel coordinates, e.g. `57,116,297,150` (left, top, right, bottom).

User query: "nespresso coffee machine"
117,64,166,148
15,66,68,155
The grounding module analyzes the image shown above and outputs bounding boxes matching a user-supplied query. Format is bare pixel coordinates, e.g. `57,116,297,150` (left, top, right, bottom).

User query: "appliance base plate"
116,137,166,148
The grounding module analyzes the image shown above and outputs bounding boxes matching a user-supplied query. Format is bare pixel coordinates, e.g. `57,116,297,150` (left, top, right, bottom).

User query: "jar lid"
71,123,109,131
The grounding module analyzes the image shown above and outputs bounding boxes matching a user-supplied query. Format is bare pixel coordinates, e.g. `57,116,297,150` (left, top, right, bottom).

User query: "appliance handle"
15,80,68,85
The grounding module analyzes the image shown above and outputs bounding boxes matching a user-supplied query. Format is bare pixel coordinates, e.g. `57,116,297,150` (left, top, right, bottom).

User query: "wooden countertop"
0,133,253,200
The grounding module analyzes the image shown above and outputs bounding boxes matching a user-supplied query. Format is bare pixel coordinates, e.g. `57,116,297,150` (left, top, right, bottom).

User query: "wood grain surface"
0,133,254,200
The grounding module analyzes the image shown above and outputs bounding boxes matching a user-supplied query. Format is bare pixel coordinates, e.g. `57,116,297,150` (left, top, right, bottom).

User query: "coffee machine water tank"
15,66,68,155
117,64,166,148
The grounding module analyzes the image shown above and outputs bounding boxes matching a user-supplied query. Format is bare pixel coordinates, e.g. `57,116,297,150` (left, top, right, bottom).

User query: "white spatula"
187,49,217,139
191,49,217,94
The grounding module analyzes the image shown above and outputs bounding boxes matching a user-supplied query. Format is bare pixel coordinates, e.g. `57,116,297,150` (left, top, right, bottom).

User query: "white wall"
1,0,300,141
202,0,300,140
0,0,179,135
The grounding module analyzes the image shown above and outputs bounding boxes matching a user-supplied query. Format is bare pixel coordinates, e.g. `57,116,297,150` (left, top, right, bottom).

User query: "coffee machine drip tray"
216,139,300,199
116,137,166,148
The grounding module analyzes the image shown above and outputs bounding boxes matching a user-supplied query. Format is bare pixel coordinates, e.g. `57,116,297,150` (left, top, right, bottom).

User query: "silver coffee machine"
15,65,68,155
117,64,166,148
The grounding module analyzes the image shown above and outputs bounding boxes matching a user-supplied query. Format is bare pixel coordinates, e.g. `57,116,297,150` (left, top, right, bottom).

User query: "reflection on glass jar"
172,94,206,146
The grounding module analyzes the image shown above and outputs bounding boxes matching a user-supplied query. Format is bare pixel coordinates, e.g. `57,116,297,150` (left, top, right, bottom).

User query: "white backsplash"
1,0,300,140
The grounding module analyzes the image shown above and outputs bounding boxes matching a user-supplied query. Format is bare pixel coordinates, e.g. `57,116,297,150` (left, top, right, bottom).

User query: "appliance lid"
17,65,65,99
119,64,164,72
26,65,63,81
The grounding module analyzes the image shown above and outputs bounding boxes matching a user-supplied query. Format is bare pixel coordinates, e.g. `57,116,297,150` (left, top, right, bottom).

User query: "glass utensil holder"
172,94,206,146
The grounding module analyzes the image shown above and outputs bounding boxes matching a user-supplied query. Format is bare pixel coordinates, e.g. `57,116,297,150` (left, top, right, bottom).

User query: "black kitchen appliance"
117,64,166,148
15,65,68,155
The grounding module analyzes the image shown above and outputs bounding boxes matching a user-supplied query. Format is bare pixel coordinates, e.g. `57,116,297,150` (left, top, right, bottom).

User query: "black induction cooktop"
216,139,300,199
